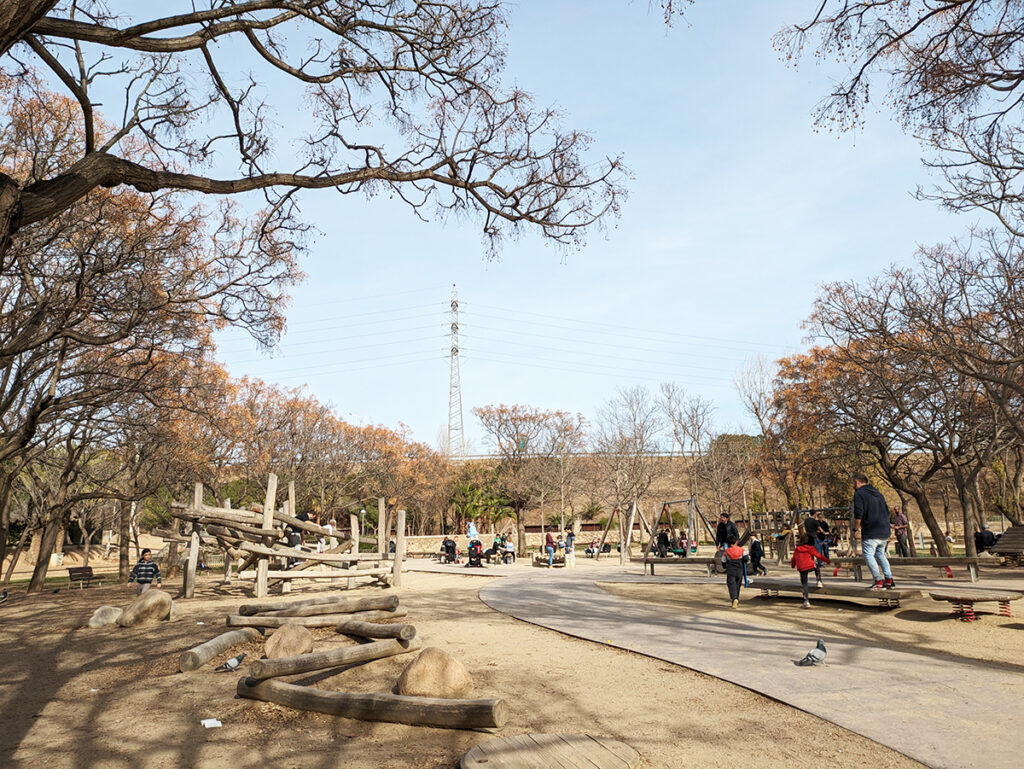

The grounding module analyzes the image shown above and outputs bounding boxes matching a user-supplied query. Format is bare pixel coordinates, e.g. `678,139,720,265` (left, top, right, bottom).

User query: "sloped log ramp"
236,677,507,729
227,607,407,628
460,733,639,768
247,637,420,680
179,627,262,672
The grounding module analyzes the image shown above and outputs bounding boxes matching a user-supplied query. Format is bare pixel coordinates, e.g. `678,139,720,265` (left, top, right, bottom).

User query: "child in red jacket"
790,534,830,609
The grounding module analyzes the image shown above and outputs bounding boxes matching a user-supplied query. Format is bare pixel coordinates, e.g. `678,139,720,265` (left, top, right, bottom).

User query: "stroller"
466,539,484,568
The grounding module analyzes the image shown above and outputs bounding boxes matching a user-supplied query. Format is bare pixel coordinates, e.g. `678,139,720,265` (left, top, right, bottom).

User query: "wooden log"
239,568,389,580
182,484,203,599
236,541,384,564
246,637,420,680
206,522,283,541
236,677,508,729
337,620,416,641
273,508,331,537
227,607,408,628
179,627,262,672
256,593,399,618
172,503,265,526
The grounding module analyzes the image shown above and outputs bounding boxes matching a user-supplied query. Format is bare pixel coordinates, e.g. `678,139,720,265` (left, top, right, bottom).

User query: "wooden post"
348,511,360,590
183,483,203,598
255,474,278,598
282,482,296,594
621,501,637,565
595,507,618,561
222,498,233,584
377,497,387,556
392,509,406,588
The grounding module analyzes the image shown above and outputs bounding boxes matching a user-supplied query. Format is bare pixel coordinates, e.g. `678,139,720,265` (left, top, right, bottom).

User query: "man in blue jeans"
851,473,895,589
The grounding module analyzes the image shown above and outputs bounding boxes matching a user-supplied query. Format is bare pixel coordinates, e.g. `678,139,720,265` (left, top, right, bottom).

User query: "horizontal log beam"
227,607,407,628
337,620,416,641
251,595,399,617
235,541,383,565
206,522,283,540
179,627,262,672
236,677,508,729
246,637,420,680
236,567,390,580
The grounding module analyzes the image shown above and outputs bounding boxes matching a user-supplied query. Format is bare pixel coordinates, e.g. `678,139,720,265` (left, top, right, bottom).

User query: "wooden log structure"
227,607,408,628
236,541,388,565
392,509,406,588
171,502,265,526
236,677,508,729
238,569,389,581
246,637,421,680
179,627,263,672
257,595,400,617
206,522,283,542
255,475,279,598
239,592,398,616
337,620,416,641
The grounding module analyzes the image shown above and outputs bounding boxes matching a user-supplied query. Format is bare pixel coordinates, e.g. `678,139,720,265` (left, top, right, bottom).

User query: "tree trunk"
2,523,32,586
0,474,14,569
0,1,58,59
118,499,130,581
516,506,526,556
27,514,62,593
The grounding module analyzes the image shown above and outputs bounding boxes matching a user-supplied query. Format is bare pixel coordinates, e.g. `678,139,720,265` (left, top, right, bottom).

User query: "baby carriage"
466,539,484,567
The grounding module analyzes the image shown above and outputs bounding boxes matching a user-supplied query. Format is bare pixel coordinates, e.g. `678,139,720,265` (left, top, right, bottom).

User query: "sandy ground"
0,568,939,769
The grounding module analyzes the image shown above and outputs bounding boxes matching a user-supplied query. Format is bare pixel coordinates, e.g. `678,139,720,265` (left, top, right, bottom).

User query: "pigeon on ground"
214,653,246,672
0,589,8,604
794,639,827,667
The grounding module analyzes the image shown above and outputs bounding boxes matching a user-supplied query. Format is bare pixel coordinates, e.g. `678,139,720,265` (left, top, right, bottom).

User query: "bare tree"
1,2,625,260
591,385,665,514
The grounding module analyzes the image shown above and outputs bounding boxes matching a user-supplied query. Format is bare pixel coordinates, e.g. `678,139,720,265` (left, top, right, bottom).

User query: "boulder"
395,647,474,698
264,623,314,659
117,589,173,627
88,605,123,628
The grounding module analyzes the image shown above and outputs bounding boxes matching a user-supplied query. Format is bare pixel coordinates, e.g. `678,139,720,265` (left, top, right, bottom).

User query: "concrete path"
478,568,1024,769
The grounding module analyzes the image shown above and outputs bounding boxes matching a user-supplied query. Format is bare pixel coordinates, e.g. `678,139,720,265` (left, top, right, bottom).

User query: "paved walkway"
478,567,1024,769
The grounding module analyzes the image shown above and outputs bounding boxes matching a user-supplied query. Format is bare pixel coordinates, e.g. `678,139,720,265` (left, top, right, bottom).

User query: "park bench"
827,555,982,583
928,588,1023,622
66,566,103,589
990,525,1024,566
751,577,922,609
633,556,719,577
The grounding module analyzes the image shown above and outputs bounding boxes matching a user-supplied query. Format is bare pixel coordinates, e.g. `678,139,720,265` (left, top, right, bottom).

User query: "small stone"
395,647,473,699
264,623,314,659
117,589,173,626
88,606,123,628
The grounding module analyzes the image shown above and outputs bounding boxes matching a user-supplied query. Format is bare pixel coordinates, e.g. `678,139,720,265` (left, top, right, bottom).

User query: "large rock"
88,605,123,628
395,647,474,698
117,589,173,627
264,623,314,659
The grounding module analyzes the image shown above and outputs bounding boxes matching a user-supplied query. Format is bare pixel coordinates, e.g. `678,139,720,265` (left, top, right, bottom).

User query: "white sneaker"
816,581,824,588
801,600,811,609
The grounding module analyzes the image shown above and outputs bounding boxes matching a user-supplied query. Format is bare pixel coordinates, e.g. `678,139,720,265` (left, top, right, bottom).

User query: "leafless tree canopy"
1,1,627,256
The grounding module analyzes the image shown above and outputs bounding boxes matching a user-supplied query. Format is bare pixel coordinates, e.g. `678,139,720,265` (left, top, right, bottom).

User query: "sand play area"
1,559,1020,769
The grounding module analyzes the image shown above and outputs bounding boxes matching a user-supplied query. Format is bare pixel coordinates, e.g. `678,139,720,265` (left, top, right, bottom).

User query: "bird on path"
794,639,827,667
0,589,8,605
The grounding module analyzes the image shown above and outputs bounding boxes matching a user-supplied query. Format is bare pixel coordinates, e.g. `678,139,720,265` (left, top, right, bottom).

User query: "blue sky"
213,1,969,450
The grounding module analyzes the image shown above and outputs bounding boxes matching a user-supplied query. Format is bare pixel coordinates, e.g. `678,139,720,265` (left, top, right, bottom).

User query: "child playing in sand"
791,533,830,608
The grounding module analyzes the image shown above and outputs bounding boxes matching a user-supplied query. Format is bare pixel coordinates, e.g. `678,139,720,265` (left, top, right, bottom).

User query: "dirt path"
0,571,929,769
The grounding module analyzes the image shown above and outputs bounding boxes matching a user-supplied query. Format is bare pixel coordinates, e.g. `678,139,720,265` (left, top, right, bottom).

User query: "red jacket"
791,544,829,572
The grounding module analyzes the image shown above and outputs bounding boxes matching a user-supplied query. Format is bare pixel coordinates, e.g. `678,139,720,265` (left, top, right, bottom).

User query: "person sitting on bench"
974,524,997,553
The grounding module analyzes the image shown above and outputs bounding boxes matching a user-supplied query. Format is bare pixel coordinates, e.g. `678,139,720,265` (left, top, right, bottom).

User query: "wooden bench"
928,588,1024,622
633,556,719,577
752,577,922,609
828,556,982,583
67,566,103,589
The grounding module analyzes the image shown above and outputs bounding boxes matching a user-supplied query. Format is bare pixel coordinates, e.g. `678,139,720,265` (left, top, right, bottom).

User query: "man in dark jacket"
851,473,894,589
715,514,738,550
656,527,670,558
974,524,997,553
